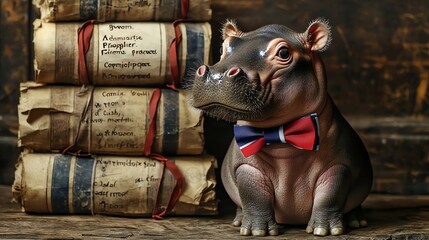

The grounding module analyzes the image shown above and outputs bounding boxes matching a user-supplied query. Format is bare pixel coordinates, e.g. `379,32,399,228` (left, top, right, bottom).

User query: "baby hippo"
190,19,373,236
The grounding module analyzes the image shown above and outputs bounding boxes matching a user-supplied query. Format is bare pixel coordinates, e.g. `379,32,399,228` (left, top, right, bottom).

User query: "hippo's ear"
304,18,332,52
222,19,242,40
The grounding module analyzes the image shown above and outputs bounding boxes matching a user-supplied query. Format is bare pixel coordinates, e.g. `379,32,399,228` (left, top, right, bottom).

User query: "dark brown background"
0,0,29,183
1,0,428,194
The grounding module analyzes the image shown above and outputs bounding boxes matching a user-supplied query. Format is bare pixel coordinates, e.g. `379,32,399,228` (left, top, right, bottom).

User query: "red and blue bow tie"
234,113,320,157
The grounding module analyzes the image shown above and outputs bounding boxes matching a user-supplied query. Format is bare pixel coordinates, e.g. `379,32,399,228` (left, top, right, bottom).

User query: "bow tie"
234,113,320,157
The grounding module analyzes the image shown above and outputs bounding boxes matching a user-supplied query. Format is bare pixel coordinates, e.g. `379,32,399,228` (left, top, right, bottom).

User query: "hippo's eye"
277,47,290,59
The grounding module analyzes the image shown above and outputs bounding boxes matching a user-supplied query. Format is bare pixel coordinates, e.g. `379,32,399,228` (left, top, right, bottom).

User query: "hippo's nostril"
227,67,240,77
196,65,207,77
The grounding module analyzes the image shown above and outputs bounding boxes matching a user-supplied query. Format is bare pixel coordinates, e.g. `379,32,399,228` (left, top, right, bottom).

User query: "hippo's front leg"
235,164,279,236
306,164,352,236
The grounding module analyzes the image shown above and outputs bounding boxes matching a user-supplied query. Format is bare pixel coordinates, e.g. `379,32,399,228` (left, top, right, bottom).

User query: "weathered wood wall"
0,0,29,184
209,0,429,194
210,0,429,115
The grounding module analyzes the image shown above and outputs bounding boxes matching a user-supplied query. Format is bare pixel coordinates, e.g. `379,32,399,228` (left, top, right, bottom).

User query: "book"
34,0,212,22
34,20,211,86
18,82,204,155
13,153,217,216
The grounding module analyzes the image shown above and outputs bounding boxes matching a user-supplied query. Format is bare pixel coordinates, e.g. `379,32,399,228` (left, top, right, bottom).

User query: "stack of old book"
13,0,217,217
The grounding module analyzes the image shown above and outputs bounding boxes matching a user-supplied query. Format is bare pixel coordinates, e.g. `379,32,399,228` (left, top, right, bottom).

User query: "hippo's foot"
305,210,345,236
232,207,279,236
305,206,368,236
232,207,243,227
237,210,278,236
345,206,368,229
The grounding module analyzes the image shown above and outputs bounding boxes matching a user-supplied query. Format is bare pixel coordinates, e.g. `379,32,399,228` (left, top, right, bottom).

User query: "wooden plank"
1,185,429,239
349,116,429,194
363,194,429,209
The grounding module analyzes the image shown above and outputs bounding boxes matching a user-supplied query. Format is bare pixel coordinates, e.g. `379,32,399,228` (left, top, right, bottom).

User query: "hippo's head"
190,19,332,127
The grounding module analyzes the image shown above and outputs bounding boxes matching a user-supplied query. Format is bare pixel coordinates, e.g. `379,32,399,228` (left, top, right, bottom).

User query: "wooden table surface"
1,185,429,239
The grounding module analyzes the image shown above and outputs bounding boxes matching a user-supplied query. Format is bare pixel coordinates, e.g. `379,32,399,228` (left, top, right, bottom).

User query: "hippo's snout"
191,64,268,122
195,65,245,85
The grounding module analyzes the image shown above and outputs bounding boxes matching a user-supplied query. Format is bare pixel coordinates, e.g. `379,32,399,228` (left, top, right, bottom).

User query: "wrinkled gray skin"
190,19,373,237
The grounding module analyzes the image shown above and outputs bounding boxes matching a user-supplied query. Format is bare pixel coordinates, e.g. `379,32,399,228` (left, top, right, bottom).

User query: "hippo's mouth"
197,103,250,114
193,101,265,123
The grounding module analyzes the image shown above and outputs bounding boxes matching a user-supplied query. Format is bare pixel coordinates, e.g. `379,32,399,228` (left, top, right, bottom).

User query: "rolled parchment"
33,20,211,86
18,82,204,155
34,0,212,22
13,153,217,216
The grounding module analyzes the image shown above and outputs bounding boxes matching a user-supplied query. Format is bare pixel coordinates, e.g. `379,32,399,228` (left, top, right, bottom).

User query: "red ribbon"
150,153,184,219
144,89,162,156
180,0,189,19
78,20,96,86
168,20,183,90
144,89,183,219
